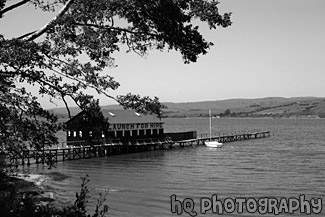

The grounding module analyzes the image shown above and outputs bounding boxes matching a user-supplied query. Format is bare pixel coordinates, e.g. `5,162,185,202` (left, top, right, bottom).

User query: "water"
27,118,325,216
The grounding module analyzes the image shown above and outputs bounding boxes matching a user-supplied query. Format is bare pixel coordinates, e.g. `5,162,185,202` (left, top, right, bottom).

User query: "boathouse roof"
102,109,163,124
66,109,163,125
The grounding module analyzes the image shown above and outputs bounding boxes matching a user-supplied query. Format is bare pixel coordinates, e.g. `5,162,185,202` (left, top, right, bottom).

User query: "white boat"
205,140,222,148
205,109,223,148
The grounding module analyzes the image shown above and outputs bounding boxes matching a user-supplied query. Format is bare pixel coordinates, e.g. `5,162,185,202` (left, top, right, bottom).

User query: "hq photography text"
170,194,322,216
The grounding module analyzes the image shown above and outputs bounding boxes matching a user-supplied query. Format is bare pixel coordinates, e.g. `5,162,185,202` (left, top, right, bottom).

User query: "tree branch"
23,0,75,41
16,30,37,40
43,55,118,101
73,22,161,38
61,93,71,118
0,0,30,17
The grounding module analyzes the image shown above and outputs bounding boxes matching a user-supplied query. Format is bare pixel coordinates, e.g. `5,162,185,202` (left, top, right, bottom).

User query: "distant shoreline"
51,97,325,119
162,115,323,119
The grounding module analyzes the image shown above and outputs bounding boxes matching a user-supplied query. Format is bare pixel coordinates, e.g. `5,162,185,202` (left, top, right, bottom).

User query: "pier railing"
8,137,175,166
198,129,263,138
8,130,270,166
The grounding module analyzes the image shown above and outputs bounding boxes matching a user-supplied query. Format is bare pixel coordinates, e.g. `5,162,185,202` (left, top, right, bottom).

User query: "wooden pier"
9,131,270,165
177,131,271,147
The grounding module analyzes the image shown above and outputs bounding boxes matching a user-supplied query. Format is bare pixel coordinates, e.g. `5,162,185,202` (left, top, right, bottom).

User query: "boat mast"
209,109,212,141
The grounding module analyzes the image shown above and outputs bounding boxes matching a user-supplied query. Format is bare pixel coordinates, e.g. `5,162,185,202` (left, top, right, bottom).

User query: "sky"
1,0,325,108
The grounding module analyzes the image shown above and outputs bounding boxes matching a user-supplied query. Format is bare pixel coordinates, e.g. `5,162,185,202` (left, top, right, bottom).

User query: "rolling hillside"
50,97,325,119
162,97,325,118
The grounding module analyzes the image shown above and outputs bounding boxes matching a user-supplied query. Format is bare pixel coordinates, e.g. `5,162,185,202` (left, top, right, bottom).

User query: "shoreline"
14,173,49,186
10,171,69,205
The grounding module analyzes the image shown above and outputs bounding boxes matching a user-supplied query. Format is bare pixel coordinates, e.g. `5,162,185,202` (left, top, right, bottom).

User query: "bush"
0,173,108,217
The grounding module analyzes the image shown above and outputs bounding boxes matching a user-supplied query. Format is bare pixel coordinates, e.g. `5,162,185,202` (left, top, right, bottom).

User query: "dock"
9,131,271,166
178,131,271,146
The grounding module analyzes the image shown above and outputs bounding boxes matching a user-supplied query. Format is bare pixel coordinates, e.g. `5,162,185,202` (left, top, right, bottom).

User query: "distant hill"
49,104,123,117
50,97,325,119
162,97,325,118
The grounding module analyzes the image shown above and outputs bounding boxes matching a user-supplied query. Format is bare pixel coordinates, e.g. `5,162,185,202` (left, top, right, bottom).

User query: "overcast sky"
1,0,324,108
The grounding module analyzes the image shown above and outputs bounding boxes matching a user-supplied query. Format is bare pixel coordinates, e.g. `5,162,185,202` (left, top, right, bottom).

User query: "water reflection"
29,118,325,216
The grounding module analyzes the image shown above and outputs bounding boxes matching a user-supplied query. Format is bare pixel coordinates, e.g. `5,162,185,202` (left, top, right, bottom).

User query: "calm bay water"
27,118,325,216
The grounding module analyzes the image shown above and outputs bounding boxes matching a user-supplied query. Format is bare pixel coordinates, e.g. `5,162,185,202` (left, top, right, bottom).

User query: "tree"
0,0,231,153
224,109,231,117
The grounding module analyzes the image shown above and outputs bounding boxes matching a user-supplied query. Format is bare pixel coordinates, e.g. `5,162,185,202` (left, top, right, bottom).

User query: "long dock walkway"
9,131,270,166
177,131,270,146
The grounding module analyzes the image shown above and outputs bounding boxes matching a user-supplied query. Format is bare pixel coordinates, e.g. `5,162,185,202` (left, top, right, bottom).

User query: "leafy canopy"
0,0,231,151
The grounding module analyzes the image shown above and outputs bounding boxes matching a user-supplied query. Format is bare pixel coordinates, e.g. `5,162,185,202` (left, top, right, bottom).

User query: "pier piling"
9,131,271,165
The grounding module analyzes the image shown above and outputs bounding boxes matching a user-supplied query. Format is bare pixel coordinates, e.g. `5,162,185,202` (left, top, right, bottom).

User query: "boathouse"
66,109,164,145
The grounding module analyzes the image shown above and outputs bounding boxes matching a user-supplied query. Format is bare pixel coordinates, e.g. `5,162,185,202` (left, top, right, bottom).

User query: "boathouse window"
152,129,158,136
124,130,131,137
68,131,71,137
79,131,82,137
82,115,88,121
146,129,151,136
89,131,92,137
102,131,105,138
159,129,163,135
116,130,123,137
139,129,145,137
73,131,77,137
132,130,138,137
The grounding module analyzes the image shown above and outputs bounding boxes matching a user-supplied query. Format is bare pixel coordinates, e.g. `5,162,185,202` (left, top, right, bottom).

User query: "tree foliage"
0,0,231,152
0,173,109,217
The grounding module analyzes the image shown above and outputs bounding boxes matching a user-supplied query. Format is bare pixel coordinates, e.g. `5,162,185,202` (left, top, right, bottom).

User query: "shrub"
0,173,108,217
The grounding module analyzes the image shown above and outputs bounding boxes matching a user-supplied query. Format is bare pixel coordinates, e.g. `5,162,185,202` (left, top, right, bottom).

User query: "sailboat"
205,110,223,148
